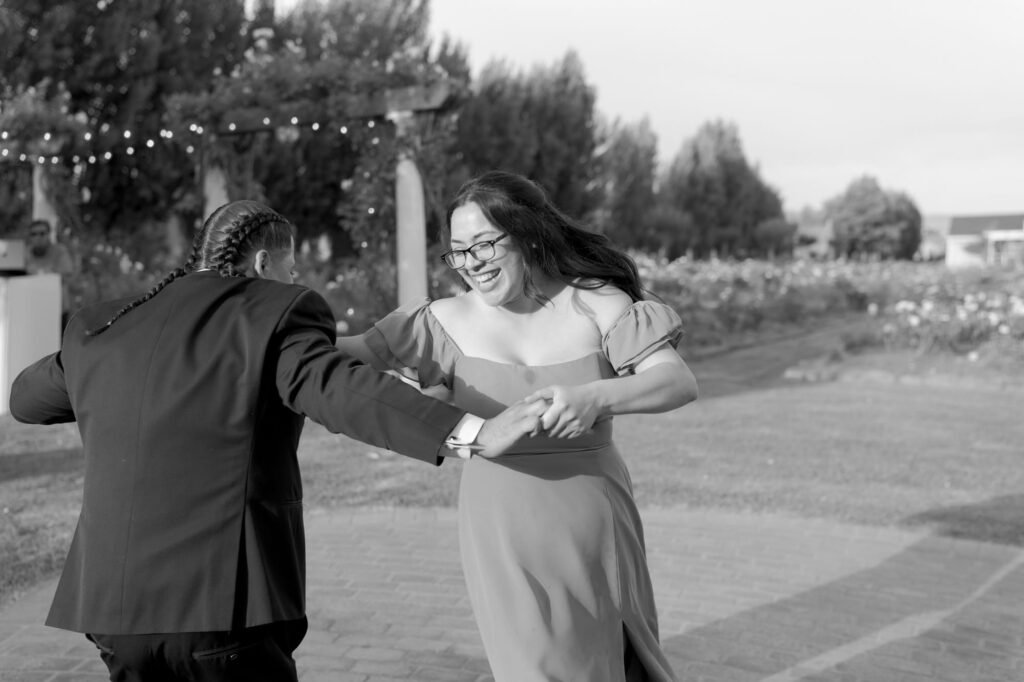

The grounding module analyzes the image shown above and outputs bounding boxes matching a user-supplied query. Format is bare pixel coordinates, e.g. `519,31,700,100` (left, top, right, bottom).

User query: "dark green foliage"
826,176,922,259
455,51,599,219
593,117,658,250
1,0,249,244
662,120,785,258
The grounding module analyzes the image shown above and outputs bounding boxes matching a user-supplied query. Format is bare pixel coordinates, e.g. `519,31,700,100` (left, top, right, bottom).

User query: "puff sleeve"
362,298,460,389
601,301,684,376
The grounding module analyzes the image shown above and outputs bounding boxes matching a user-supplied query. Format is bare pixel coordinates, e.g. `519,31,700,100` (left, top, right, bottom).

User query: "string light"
0,110,387,167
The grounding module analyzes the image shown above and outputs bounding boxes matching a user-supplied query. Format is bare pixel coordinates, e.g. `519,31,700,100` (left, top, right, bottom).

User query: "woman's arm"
528,347,697,438
335,334,391,370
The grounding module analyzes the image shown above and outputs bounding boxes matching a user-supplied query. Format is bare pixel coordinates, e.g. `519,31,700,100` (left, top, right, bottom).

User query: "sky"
275,0,1024,216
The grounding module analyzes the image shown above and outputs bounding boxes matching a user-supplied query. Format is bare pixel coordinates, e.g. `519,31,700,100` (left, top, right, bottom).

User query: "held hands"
473,397,550,459
472,384,603,458
524,384,602,439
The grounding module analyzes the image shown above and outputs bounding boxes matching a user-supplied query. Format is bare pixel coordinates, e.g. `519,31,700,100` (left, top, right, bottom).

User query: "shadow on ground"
659,532,1024,681
903,494,1024,547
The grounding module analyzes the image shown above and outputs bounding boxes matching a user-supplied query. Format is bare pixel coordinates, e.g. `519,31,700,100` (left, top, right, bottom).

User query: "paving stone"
0,506,1020,680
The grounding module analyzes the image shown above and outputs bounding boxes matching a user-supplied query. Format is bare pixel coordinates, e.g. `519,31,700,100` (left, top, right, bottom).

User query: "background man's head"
28,219,52,257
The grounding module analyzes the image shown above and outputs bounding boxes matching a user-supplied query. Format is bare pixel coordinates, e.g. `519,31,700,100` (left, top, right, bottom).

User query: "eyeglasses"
440,234,509,269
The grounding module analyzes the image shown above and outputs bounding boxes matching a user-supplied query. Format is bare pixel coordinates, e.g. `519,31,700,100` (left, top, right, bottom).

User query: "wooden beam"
215,82,453,136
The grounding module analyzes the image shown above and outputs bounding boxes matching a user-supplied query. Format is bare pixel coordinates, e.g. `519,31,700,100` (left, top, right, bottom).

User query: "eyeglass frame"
440,233,510,269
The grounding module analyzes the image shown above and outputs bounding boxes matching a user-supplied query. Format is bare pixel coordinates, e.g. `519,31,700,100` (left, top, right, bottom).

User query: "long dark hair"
86,200,294,335
444,171,644,303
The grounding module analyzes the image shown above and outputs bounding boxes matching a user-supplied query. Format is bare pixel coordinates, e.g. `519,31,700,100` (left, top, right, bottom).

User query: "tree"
661,120,784,258
1,0,249,247
593,116,658,249
753,217,797,259
825,176,922,259
455,50,599,219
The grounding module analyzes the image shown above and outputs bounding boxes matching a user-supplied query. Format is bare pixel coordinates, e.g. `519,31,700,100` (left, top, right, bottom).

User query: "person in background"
25,218,76,326
10,200,546,682
337,171,698,681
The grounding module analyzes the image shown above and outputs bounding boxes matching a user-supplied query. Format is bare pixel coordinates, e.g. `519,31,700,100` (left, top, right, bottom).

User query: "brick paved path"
2,506,1022,682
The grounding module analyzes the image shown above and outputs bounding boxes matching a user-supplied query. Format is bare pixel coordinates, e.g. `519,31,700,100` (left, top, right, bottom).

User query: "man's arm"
274,290,543,463
10,352,75,424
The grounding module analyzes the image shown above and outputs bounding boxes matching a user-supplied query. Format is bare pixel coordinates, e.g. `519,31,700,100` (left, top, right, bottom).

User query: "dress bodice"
452,352,616,455
361,296,683,456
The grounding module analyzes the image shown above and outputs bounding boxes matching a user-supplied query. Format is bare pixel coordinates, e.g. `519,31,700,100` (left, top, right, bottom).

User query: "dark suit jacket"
10,271,465,635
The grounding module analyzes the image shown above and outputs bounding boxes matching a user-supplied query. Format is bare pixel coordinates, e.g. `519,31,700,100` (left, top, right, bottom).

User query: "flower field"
636,254,1024,363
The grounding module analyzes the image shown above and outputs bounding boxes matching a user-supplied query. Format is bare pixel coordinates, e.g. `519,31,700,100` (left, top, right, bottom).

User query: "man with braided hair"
10,200,546,682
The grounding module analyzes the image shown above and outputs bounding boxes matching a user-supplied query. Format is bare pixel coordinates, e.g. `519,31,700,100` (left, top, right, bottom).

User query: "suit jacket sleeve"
9,351,75,425
274,289,465,464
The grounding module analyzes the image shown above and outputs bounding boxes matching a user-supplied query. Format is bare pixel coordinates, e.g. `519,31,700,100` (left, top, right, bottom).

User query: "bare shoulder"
427,293,477,328
568,284,634,335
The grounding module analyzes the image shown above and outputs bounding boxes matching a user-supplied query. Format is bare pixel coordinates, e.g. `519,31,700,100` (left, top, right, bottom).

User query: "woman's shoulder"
567,283,635,335
427,293,478,329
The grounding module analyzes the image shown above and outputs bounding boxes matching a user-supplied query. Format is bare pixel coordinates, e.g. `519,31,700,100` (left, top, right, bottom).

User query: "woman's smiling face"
448,202,528,308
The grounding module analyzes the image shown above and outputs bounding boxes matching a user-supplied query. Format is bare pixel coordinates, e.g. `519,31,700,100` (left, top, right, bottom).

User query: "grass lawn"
2,346,1022,607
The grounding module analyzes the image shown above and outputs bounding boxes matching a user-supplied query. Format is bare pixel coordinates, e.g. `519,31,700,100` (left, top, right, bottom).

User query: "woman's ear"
252,249,270,278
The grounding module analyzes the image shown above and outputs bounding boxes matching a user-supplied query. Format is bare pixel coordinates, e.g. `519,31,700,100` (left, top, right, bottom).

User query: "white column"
31,164,59,230
394,156,428,304
0,274,61,415
203,166,231,220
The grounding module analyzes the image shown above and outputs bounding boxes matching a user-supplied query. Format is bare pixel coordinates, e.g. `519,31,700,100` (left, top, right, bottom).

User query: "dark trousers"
86,617,307,682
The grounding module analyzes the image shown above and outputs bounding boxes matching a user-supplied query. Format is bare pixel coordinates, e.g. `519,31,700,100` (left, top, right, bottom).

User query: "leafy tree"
455,50,599,219
643,202,695,260
753,217,797,259
661,120,783,258
593,116,658,250
825,176,922,259
1,0,248,248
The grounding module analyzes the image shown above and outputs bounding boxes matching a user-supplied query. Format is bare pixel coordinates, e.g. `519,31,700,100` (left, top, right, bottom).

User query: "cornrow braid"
84,202,292,336
85,268,189,336
203,212,285,278
85,221,209,337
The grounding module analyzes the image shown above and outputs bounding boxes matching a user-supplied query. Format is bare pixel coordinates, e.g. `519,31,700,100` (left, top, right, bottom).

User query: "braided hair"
443,171,645,304
87,200,294,335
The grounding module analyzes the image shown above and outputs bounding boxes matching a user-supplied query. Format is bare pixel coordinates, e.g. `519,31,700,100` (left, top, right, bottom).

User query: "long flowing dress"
362,298,682,682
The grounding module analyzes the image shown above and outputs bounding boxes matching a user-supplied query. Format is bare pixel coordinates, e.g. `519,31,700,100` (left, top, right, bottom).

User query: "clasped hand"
525,384,601,439
473,384,600,458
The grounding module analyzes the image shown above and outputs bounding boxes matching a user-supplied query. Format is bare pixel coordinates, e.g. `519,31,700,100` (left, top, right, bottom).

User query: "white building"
944,214,1024,268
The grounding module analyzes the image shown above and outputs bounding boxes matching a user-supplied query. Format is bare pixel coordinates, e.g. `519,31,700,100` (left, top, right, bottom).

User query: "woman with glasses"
337,171,697,681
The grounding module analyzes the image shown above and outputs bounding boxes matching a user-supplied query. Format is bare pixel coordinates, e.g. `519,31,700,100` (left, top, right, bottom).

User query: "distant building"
918,215,951,261
945,214,1024,268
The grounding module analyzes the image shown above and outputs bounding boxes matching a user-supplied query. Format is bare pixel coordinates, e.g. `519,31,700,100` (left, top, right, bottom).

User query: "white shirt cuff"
445,414,485,459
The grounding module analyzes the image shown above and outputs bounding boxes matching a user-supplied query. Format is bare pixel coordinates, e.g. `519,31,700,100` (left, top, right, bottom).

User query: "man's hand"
524,384,602,439
473,398,549,458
